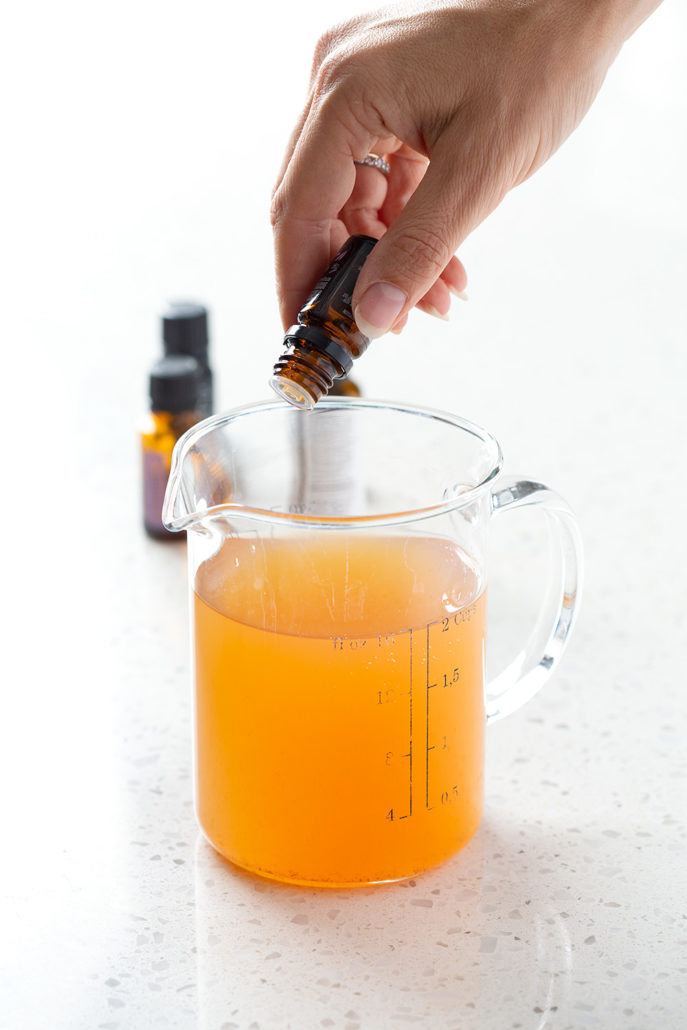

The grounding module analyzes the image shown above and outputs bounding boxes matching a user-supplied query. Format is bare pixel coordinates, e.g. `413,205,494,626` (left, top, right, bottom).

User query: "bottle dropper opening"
269,376,316,410
270,337,342,410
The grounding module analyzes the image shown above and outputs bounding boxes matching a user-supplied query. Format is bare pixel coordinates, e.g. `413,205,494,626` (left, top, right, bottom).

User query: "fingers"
379,147,427,227
271,152,356,329
413,252,468,323
272,62,480,335
339,162,389,238
341,152,468,330
274,115,476,335
441,256,468,299
271,18,355,200
272,92,313,199
271,109,384,327
267,164,354,327
352,123,500,338
379,149,468,326
272,0,616,344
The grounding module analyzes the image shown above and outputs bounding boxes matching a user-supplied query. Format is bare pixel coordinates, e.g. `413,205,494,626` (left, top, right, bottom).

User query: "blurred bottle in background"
161,301,214,418
140,355,202,539
329,375,361,400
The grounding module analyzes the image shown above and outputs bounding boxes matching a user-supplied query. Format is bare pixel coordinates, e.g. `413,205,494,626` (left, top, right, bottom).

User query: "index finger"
270,101,376,328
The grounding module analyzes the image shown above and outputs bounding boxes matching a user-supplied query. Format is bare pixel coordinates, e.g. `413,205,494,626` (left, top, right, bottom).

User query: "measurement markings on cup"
373,626,415,824
426,623,434,811
399,627,414,820
359,607,477,824
430,601,477,811
424,610,475,812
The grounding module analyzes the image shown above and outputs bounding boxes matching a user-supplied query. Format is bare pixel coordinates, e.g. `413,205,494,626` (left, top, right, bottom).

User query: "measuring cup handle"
486,476,583,723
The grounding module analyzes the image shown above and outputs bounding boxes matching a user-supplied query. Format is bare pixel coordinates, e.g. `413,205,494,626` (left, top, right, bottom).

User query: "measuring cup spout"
162,416,239,533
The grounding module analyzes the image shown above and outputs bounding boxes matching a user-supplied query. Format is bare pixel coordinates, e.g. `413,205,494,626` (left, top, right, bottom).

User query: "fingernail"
354,282,407,339
424,304,450,322
448,286,469,301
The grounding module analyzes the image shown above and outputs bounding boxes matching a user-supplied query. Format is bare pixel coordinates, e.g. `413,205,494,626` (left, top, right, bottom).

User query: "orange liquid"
193,533,487,886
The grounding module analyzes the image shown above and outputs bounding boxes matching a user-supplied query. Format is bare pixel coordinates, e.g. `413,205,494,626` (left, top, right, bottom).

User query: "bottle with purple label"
140,355,202,539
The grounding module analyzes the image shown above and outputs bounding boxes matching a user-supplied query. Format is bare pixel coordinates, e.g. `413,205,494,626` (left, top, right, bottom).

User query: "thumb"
352,132,503,338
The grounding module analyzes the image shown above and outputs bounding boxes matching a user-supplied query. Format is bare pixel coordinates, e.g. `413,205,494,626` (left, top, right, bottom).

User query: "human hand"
271,0,659,337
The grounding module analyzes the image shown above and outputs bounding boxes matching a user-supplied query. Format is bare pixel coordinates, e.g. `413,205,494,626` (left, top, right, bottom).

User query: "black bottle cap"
161,301,209,360
149,355,201,413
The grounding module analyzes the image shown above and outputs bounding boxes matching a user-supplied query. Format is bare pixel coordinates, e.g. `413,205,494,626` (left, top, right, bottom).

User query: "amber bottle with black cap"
270,235,376,409
140,355,202,539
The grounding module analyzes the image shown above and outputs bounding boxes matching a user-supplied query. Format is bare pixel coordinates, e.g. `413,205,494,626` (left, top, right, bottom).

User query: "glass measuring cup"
163,399,582,887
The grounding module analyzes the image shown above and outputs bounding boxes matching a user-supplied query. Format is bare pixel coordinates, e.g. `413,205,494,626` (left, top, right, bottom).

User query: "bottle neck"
271,340,345,410
270,235,377,408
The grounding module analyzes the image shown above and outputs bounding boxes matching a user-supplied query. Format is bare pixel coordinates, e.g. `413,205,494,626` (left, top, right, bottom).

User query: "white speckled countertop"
1,2,685,1028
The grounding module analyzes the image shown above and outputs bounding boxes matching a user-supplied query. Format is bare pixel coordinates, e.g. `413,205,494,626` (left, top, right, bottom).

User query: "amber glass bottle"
141,355,202,539
270,235,376,408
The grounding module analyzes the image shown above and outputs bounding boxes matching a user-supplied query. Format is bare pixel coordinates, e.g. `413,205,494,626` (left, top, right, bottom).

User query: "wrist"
520,0,664,80
572,0,663,45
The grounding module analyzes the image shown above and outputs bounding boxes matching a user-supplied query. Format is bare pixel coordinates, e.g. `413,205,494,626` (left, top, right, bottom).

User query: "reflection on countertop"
193,821,574,1030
